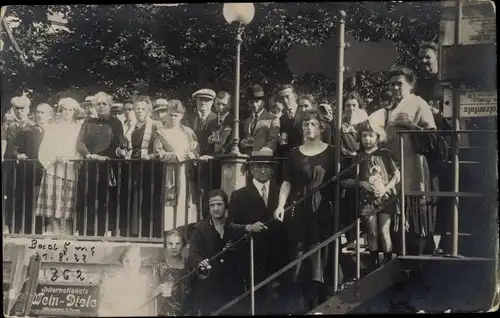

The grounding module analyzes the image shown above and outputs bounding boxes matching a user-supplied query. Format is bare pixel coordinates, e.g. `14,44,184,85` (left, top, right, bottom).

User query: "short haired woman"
37,98,82,235
297,94,332,144
154,229,191,316
368,66,437,257
153,100,200,233
274,109,338,312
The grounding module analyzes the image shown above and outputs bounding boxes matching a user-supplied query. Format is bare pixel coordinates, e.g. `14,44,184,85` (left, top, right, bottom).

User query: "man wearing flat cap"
2,95,34,233
227,149,285,314
189,89,219,216
276,84,302,158
240,84,280,155
9,103,54,234
2,95,34,161
189,89,218,159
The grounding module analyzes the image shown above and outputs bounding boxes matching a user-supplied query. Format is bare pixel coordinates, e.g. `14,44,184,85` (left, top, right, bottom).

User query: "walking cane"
250,235,255,316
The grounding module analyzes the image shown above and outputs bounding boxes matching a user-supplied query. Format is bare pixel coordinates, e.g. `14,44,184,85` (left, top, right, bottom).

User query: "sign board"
443,88,497,117
30,284,100,317
439,0,496,45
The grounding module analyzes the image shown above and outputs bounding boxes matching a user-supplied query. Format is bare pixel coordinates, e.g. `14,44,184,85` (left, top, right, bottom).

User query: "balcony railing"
2,158,222,243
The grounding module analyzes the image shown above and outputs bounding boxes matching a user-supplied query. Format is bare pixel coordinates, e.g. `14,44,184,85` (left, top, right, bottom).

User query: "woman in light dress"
152,100,200,232
368,66,437,256
36,98,83,235
98,245,153,316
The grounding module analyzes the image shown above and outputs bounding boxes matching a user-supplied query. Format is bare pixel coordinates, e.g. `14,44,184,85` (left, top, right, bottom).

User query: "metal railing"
2,158,221,242
211,128,497,315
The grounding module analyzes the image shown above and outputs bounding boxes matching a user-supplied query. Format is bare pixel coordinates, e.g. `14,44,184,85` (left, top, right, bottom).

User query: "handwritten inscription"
28,239,96,264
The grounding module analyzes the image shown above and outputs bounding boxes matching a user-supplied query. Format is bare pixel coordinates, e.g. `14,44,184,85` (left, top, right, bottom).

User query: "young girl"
343,121,401,269
154,230,191,316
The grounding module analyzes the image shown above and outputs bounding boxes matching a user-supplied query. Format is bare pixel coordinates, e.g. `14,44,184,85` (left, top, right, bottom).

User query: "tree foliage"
1,2,440,115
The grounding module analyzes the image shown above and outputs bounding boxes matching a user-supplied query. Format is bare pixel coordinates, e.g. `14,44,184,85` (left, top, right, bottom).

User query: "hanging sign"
443,88,497,117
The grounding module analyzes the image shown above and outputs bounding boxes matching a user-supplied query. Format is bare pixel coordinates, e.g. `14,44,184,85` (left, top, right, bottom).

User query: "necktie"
218,114,222,126
261,184,268,207
250,114,258,135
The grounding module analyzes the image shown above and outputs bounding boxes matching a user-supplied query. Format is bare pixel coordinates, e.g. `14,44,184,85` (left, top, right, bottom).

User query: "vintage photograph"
1,1,498,316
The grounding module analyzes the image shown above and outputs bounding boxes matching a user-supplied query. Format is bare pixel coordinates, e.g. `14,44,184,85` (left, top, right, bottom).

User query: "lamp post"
223,3,255,155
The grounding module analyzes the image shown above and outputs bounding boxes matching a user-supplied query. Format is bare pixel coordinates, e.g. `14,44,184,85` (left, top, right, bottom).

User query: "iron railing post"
451,0,463,257
355,163,360,279
333,9,346,293
399,135,406,256
250,235,255,316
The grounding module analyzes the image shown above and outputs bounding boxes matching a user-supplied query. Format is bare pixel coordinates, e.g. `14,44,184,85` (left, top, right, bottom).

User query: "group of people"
1,41,455,315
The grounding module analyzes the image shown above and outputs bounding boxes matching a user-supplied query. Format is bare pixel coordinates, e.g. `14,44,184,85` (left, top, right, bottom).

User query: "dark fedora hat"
248,84,266,100
247,149,278,164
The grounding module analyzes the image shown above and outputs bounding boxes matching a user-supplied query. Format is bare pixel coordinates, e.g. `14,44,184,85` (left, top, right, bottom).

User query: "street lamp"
223,3,255,155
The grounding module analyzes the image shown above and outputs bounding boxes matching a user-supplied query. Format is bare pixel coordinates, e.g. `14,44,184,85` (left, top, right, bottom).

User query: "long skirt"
163,163,199,231
36,173,76,219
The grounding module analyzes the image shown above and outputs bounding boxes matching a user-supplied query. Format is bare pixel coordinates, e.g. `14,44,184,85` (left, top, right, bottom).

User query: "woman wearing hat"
37,98,83,234
274,108,339,312
152,99,200,232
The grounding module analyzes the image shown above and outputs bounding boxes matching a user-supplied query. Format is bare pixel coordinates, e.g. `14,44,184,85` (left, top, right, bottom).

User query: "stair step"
308,259,402,315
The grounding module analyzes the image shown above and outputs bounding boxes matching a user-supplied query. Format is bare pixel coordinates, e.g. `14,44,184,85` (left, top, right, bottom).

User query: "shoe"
433,248,444,255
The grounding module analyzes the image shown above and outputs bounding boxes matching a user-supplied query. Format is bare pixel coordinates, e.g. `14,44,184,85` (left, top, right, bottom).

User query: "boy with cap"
240,84,280,155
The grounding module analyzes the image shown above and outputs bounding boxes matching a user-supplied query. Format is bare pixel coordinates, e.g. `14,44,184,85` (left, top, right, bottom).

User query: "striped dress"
36,122,82,219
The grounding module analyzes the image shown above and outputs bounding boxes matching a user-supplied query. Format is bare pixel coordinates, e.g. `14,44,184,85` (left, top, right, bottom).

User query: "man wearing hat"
240,84,280,155
2,95,34,233
111,102,126,123
82,96,98,119
1,95,34,161
227,149,285,314
188,89,219,216
189,88,218,160
10,103,54,234
276,84,302,158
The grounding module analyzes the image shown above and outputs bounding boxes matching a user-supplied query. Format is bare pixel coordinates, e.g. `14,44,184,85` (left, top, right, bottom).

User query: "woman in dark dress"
274,109,338,313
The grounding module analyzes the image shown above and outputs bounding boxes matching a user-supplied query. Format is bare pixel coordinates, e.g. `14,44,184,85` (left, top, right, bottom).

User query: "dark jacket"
187,218,245,315
277,111,302,157
188,112,219,156
227,181,283,284
76,116,126,158
11,123,45,186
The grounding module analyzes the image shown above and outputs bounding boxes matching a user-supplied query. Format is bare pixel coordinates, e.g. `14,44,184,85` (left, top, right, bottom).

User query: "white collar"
253,178,270,193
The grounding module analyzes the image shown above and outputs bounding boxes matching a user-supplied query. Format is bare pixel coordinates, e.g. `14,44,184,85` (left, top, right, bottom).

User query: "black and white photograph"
1,1,498,316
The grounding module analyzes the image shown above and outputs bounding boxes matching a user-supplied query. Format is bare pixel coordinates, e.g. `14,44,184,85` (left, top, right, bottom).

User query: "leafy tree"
1,2,440,116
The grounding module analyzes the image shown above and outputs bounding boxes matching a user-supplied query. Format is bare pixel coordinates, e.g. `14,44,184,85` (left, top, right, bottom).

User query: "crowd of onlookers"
1,41,466,315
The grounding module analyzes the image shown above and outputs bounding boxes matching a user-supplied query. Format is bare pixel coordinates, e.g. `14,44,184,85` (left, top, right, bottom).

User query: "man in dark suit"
227,149,284,314
276,84,302,158
188,89,219,217
11,103,53,234
240,84,280,155
212,91,234,155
